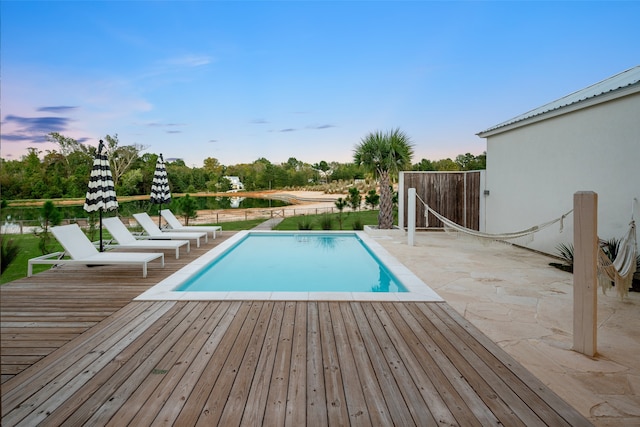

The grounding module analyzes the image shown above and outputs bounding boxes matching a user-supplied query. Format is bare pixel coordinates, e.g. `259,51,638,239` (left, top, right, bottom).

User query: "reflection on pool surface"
176,233,406,293
135,230,443,302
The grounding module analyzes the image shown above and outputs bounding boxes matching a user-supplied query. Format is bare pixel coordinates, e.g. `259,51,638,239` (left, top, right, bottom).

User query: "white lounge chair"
133,213,207,247
103,217,190,259
160,209,222,239
28,224,164,278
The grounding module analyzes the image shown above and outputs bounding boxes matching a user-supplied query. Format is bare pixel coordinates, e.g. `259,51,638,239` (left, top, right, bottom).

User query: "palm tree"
354,128,414,229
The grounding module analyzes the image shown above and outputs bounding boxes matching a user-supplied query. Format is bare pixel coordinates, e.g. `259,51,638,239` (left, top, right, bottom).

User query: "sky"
1,1,639,168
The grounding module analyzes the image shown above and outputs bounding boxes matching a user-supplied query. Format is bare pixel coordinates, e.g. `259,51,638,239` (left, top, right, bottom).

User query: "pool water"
176,233,407,293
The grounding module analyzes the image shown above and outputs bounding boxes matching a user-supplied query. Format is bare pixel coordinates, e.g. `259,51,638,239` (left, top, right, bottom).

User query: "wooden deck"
1,234,592,426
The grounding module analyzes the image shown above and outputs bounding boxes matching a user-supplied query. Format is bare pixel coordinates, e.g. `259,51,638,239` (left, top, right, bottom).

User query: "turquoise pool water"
176,233,407,293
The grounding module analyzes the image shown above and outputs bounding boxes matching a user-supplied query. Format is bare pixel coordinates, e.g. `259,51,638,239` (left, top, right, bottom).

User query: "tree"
354,128,414,229
313,160,330,172
412,158,435,171
203,157,225,176
177,194,198,225
432,158,459,171
455,152,486,170
334,197,348,230
347,187,362,211
103,134,147,187
36,200,62,254
365,189,380,210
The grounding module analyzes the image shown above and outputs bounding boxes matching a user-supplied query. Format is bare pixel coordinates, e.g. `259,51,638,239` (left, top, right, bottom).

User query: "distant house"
224,176,244,192
476,66,640,255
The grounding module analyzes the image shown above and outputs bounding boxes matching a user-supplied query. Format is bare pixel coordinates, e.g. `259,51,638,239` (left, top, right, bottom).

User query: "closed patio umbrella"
150,153,171,227
84,140,118,252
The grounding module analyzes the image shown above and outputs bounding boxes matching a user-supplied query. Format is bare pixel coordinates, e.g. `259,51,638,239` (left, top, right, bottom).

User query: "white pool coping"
135,230,443,302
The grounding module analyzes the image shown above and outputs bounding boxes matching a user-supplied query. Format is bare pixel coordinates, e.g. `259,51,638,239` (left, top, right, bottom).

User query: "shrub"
352,218,364,230
320,215,333,230
297,217,314,230
549,243,574,272
556,243,574,267
0,234,20,275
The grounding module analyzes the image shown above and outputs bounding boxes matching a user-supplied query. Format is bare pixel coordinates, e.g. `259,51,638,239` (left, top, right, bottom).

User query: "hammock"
597,220,637,298
415,194,637,298
416,194,572,242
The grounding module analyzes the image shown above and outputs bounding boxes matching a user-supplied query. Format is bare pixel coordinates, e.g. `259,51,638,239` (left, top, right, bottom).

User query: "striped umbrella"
84,140,118,252
150,153,171,227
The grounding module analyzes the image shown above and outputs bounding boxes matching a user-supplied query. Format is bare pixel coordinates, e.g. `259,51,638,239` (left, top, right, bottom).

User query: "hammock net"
597,220,637,298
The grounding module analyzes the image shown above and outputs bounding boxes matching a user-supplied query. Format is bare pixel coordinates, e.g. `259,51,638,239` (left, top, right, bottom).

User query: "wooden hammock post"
573,191,598,357
408,188,416,246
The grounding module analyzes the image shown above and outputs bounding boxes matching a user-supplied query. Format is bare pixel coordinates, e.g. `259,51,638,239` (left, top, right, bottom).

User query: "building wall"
484,92,640,255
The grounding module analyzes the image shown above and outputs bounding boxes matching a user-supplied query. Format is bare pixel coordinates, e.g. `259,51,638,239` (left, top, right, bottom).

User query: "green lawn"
274,210,380,231
1,233,64,284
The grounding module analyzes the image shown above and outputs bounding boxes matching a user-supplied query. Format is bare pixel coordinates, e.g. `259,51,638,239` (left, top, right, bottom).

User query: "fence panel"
402,171,481,230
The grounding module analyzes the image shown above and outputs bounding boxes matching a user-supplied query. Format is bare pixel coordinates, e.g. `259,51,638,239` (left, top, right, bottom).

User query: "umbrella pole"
99,209,104,252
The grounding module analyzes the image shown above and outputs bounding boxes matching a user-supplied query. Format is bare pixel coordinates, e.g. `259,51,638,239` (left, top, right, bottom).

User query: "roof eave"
477,83,640,139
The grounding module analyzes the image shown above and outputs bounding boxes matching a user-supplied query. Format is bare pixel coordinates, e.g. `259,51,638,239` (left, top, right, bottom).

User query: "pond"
2,196,290,222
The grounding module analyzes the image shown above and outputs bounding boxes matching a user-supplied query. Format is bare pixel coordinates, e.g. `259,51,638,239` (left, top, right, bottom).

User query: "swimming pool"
135,231,442,302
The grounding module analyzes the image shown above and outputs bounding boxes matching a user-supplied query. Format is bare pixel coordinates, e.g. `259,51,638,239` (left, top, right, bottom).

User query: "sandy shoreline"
193,190,345,224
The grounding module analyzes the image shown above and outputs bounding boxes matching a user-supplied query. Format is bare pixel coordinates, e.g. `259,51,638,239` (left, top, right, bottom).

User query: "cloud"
2,115,72,143
166,130,181,134
250,119,269,124
279,128,296,132
4,115,70,131
143,122,186,128
37,106,78,114
309,124,336,130
164,54,213,68
208,139,218,143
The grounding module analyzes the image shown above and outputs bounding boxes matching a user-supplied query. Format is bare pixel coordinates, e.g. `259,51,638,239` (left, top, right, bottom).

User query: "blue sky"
2,1,638,167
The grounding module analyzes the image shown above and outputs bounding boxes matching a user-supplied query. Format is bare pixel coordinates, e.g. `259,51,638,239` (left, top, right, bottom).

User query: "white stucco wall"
483,92,640,255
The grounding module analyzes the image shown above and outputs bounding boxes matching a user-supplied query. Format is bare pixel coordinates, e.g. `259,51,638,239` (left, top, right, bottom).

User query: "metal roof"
478,65,640,136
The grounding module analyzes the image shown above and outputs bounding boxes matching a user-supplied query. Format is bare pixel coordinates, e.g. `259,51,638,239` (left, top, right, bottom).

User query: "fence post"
573,191,598,357
408,188,416,246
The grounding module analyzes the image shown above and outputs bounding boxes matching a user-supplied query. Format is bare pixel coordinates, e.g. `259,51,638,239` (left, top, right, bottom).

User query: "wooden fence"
399,171,483,230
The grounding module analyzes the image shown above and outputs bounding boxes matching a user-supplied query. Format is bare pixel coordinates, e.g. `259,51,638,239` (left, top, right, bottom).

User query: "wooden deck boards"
0,235,230,383
0,234,592,426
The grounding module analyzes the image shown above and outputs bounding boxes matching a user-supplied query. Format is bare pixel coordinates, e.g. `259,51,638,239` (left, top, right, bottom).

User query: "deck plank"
218,301,275,426
172,300,254,426
42,301,189,426
339,302,395,426
240,301,284,426
329,301,375,426
358,302,435,425
263,301,296,425
286,301,307,427
305,301,328,425
383,301,500,426
317,301,349,425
